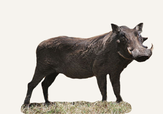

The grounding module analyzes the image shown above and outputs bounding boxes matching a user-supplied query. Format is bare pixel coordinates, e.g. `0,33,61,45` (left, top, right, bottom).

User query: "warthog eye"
120,32,128,43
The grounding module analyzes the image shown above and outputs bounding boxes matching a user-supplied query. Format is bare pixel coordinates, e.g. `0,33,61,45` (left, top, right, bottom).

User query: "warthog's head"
111,23,153,62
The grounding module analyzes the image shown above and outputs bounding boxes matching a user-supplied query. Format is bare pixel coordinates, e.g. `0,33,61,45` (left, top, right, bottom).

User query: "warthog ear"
142,37,148,42
134,23,143,33
111,23,120,33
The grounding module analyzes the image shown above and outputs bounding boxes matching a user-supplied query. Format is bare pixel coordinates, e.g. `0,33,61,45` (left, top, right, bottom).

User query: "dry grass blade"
21,101,131,114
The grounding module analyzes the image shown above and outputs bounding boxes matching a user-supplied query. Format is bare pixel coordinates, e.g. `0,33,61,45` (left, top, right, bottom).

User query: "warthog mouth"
118,44,153,61
117,51,132,60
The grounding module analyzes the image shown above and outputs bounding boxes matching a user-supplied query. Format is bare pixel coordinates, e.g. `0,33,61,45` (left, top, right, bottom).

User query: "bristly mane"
37,31,113,56
86,31,113,55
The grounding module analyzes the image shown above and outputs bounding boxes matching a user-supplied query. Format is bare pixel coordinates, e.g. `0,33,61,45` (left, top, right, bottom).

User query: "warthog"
24,23,153,105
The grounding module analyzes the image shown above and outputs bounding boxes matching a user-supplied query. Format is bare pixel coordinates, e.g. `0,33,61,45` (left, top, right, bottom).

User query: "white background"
0,0,162,114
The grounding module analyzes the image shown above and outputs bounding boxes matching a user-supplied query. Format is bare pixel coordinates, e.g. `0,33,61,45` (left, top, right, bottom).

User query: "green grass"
21,101,131,114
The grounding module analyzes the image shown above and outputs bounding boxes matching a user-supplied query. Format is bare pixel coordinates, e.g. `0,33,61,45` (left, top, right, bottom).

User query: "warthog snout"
131,44,153,62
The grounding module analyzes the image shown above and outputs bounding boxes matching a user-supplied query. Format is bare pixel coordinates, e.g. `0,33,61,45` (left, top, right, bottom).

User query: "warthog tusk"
127,47,132,55
150,44,153,51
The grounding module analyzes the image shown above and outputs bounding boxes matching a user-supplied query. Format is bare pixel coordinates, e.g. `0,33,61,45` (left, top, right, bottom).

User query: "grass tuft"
21,101,131,114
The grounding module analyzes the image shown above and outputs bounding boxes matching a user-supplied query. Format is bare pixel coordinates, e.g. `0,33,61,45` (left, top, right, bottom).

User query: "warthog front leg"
110,73,122,103
96,75,107,101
